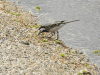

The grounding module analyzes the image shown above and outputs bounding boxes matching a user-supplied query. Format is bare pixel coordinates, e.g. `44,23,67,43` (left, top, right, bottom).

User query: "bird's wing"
49,24,65,32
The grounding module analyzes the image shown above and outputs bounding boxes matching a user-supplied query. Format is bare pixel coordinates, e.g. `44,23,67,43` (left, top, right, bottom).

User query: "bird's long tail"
64,20,79,24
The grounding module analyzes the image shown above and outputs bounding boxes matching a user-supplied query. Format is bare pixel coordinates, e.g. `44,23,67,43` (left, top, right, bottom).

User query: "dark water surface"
8,0,100,68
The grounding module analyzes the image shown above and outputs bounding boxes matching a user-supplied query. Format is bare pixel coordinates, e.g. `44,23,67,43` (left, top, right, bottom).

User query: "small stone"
21,41,30,45
79,51,83,54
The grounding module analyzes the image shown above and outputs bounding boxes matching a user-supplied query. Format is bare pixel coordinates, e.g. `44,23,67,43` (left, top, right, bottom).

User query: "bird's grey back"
49,24,65,31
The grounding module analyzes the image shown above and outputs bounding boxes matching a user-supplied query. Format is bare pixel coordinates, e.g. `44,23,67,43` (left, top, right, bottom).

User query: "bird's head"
38,26,45,35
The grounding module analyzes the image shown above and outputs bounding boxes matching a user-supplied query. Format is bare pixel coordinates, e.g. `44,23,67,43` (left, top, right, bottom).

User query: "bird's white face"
38,28,45,35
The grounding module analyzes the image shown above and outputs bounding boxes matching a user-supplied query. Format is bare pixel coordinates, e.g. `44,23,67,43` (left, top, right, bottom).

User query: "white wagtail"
38,20,79,39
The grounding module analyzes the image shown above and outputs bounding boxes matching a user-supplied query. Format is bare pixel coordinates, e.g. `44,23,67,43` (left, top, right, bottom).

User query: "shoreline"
0,0,100,75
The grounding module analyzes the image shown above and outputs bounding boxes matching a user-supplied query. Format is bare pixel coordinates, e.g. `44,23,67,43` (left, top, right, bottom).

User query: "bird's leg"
56,31,59,40
52,31,55,36
51,31,55,37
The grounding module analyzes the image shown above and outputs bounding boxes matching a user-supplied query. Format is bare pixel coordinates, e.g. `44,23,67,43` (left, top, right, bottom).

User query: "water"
8,0,100,68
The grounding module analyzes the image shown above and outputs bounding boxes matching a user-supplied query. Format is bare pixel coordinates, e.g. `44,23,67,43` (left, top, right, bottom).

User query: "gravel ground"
0,0,100,75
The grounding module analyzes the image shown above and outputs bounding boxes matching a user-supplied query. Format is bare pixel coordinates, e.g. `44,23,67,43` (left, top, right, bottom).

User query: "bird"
38,20,79,40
